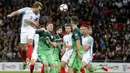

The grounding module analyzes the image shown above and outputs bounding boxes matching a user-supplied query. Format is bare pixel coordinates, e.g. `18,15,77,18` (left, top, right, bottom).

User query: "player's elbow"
52,42,57,48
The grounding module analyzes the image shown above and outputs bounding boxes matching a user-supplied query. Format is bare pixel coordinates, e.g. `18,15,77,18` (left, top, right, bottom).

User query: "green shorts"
38,46,54,65
53,54,60,69
68,48,83,70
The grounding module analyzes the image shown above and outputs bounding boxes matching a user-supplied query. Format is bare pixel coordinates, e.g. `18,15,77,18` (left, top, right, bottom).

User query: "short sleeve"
73,32,80,40
86,37,94,46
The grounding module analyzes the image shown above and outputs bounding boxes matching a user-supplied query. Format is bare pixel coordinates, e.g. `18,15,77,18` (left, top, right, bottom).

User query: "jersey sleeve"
18,7,30,14
36,31,45,36
73,32,80,41
86,37,94,46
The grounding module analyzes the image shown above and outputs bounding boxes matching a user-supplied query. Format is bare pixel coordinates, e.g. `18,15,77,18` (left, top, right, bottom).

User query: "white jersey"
62,33,73,63
63,33,72,51
18,7,40,32
82,35,94,59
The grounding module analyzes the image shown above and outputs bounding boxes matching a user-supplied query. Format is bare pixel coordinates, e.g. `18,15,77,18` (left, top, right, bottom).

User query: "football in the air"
59,4,68,12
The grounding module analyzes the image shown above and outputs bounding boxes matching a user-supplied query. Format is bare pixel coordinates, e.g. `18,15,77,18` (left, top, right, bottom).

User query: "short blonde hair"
33,1,43,8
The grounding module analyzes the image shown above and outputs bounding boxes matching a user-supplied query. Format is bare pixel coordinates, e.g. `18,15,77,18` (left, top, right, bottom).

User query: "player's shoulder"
88,36,93,41
22,7,32,10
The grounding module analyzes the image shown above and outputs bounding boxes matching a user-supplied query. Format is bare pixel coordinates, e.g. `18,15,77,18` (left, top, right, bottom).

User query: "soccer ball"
59,4,68,12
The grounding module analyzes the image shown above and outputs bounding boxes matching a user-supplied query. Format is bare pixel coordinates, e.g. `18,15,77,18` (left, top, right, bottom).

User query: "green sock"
85,69,89,73
50,67,56,73
45,67,49,73
92,66,102,71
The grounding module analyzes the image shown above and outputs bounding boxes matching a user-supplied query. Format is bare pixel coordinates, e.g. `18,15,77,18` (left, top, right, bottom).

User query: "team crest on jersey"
75,33,78,36
51,36,53,39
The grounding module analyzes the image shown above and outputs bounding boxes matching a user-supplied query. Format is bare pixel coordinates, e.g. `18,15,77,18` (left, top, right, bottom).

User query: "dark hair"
55,26,62,31
71,16,79,24
33,1,43,8
65,24,71,27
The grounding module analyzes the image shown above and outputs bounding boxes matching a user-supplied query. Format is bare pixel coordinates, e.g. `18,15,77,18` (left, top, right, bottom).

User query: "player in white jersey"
7,1,43,70
60,25,73,73
80,25,108,73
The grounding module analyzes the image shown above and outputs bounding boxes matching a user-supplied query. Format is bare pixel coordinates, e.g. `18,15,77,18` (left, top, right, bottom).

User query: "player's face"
88,28,93,35
65,27,71,34
47,24,53,32
82,27,87,35
57,28,62,34
36,6,42,12
80,27,84,34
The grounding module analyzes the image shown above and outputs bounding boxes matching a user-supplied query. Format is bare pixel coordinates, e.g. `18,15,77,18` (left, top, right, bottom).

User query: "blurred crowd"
0,0,130,62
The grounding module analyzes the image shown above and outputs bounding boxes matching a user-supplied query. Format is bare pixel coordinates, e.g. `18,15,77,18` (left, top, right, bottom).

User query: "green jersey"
53,34,62,56
68,27,83,70
72,27,82,50
36,31,55,51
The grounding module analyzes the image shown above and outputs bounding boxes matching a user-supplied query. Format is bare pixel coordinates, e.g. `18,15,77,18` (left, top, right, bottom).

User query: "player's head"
56,26,62,34
80,26,84,35
88,25,93,35
46,23,53,32
70,16,79,26
65,24,71,34
33,1,43,13
80,25,88,36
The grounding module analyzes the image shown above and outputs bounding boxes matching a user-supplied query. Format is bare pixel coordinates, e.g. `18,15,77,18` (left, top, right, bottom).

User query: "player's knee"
44,62,48,67
61,61,65,67
86,64,91,70
31,59,36,65
50,64,55,68
28,39,33,45
21,44,26,50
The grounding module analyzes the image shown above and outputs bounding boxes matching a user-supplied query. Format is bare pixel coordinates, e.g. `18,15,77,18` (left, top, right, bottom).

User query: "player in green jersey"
53,26,63,73
37,23,57,73
68,16,83,73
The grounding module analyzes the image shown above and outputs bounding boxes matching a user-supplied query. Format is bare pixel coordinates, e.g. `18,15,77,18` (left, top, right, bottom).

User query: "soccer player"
68,16,83,73
60,25,73,73
80,25,108,73
7,1,43,69
53,26,63,73
30,27,47,73
37,23,57,73
30,33,39,73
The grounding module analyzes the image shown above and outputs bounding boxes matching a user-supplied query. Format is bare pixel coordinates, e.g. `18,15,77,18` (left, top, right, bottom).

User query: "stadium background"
0,0,130,73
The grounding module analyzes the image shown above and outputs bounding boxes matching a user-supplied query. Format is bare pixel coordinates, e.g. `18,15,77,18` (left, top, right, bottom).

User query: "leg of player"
50,64,57,73
60,61,66,73
30,59,36,73
68,67,74,73
20,43,27,62
89,65,108,72
43,62,49,73
80,61,87,73
27,39,33,63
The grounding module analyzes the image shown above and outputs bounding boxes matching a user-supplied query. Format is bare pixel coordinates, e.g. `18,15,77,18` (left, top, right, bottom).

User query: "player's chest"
26,11,39,21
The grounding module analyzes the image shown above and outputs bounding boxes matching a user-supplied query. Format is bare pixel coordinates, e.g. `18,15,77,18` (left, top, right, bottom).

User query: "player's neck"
46,30,51,33
83,34,89,37
32,8,37,14
72,25,77,30
66,32,71,35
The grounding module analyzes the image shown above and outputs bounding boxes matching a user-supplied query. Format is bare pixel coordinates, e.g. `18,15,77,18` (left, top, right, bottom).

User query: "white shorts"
20,29,36,43
82,51,92,64
61,49,73,63
31,34,39,61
